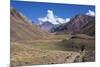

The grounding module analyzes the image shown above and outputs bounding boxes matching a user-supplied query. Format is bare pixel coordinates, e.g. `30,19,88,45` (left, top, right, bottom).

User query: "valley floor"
10,34,95,66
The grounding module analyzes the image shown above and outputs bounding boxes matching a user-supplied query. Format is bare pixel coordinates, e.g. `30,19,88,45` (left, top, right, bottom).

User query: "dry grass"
60,36,95,62
61,38,95,51
10,34,95,66
11,42,80,66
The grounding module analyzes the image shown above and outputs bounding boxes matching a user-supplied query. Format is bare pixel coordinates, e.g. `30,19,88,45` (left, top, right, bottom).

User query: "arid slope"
10,8,49,42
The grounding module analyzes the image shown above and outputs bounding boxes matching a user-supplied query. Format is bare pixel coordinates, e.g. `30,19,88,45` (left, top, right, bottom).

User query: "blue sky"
11,0,95,23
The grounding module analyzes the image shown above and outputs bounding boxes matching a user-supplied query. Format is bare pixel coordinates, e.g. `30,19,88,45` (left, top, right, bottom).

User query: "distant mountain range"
52,14,95,36
10,8,49,42
40,21,60,32
40,21,54,32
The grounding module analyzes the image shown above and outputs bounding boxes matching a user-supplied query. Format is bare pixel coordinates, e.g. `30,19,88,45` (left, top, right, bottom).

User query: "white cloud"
38,10,69,24
65,18,70,22
86,10,95,16
56,18,65,24
38,17,47,22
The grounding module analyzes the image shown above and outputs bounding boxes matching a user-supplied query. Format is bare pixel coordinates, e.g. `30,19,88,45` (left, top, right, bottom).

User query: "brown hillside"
10,8,49,42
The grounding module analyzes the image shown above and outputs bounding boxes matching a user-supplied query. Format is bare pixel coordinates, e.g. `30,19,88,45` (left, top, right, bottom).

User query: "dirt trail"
20,40,62,43
64,52,81,63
